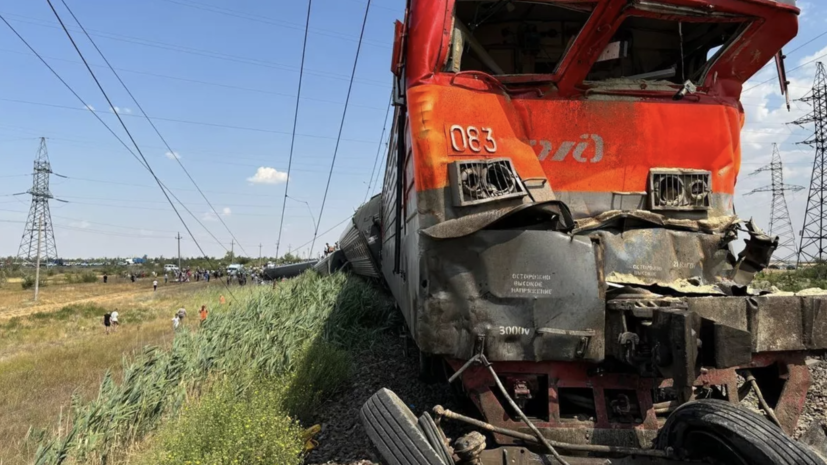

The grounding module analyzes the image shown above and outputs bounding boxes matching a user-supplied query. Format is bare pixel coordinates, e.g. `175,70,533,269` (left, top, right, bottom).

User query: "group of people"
103,301,217,334
323,242,339,257
171,305,209,330
102,310,119,334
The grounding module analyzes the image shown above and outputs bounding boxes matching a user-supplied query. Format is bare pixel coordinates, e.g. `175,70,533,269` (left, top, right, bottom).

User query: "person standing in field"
219,295,226,305
199,305,208,325
103,312,112,335
153,279,158,292
110,310,119,331
103,273,108,284
172,314,180,331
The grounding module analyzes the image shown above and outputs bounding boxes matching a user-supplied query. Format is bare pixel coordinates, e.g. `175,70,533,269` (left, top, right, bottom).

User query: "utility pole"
258,243,263,267
746,144,803,265
230,239,234,260
794,62,827,265
34,212,43,301
176,232,182,272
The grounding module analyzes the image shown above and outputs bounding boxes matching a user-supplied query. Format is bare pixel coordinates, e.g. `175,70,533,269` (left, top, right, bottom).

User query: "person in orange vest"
199,305,208,325
219,295,226,305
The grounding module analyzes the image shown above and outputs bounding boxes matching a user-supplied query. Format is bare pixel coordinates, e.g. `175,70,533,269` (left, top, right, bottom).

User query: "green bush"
148,374,304,465
284,342,351,422
21,275,45,290
31,303,107,322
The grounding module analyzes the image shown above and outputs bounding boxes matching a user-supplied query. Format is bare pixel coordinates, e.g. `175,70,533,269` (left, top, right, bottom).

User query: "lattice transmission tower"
16,137,61,263
794,62,827,265
746,144,803,265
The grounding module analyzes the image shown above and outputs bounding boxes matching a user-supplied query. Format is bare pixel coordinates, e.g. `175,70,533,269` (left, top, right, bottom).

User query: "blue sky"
0,0,825,260
0,0,400,260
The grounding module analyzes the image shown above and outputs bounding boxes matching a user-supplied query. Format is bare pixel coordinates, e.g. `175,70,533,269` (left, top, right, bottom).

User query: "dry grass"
0,281,224,465
0,278,190,322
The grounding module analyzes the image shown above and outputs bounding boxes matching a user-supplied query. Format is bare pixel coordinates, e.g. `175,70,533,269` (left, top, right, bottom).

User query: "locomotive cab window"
585,17,744,84
445,1,595,75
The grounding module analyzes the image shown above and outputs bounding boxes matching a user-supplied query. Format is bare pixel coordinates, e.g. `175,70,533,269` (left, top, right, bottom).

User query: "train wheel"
360,388,450,465
658,399,825,465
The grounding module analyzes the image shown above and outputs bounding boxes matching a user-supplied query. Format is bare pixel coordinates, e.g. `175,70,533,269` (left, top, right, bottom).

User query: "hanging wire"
311,0,372,256
276,0,313,260
58,0,249,257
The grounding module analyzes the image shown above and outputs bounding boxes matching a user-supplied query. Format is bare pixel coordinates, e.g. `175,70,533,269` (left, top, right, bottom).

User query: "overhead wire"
0,96,381,143
0,46,387,110
363,91,393,204
743,51,827,93
276,0,313,260
45,1,239,297
3,5,239,297
5,13,391,87
58,0,249,257
0,12,230,259
311,0,372,256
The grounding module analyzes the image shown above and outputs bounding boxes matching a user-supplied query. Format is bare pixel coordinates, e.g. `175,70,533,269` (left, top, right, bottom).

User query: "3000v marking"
499,326,531,336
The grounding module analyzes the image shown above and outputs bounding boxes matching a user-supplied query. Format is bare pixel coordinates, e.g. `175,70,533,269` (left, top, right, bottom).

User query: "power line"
0,11,229,257
58,0,249,256
743,52,827,93
43,2,240,295
0,47,388,110
364,91,393,204
0,96,382,143
276,0,313,260
5,13,391,87
311,0,372,256
155,0,395,46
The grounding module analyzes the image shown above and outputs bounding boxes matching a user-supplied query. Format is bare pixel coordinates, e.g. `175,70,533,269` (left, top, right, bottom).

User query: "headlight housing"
449,158,527,206
649,168,711,211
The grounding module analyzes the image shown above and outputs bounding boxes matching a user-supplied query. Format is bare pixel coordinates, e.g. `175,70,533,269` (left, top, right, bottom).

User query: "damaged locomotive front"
321,0,827,463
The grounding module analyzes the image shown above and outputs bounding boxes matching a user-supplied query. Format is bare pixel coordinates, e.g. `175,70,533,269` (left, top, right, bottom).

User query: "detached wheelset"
360,389,826,465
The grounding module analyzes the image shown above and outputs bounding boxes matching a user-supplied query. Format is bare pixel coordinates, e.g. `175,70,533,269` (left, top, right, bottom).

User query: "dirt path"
0,283,209,321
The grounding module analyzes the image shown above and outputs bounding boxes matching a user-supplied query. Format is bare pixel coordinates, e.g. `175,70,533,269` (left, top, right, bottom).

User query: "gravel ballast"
305,333,467,465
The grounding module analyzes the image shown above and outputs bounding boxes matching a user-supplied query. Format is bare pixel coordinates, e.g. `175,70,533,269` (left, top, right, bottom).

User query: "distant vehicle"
164,264,179,273
80,262,89,267
266,262,276,269
226,264,244,275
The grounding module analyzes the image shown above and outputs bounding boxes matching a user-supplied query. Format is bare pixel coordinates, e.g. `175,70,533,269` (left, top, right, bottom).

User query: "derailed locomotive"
320,0,827,463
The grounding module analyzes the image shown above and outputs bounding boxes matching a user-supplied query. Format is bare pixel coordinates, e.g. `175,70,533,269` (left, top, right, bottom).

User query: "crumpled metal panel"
686,295,827,352
417,230,605,362
340,195,382,279
340,224,380,278
593,228,732,289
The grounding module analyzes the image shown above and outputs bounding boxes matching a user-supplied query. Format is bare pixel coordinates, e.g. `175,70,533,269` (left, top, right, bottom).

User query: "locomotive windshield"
446,0,746,87
446,1,594,75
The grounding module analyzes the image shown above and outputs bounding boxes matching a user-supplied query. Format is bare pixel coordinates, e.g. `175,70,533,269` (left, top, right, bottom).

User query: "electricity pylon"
746,144,803,265
793,62,827,265
16,138,64,263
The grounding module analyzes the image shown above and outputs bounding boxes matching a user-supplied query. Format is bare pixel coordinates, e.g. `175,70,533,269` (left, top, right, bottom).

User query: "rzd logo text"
529,134,604,163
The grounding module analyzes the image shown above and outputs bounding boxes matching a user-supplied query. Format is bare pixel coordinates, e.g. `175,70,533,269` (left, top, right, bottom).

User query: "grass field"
0,271,394,465
0,278,225,465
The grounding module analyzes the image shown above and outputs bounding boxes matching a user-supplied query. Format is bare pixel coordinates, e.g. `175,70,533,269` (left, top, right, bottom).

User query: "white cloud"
84,104,95,111
69,220,90,229
111,106,133,114
165,151,181,160
247,167,288,184
203,207,232,222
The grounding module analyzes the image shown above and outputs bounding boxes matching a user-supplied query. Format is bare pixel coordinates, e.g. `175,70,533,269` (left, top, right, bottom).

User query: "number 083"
450,125,497,153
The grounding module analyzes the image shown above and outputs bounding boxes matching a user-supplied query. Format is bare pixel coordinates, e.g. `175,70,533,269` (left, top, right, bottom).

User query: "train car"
333,0,827,463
